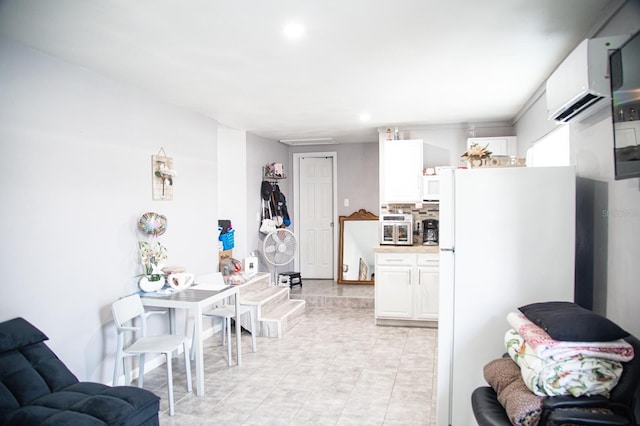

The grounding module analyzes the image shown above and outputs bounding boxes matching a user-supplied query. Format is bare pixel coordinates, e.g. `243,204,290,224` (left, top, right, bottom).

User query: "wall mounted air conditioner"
546,36,627,122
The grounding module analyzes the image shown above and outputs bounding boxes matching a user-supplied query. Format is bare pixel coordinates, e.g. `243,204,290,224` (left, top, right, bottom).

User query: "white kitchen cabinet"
416,254,439,320
375,252,438,325
614,121,640,147
375,264,413,319
381,139,423,203
467,136,517,157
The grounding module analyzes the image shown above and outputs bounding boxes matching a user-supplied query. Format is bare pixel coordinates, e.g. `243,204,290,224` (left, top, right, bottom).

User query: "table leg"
235,293,242,366
193,306,205,395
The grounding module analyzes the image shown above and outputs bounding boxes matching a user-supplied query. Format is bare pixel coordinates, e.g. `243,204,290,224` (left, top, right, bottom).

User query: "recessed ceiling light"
283,22,305,39
360,113,371,122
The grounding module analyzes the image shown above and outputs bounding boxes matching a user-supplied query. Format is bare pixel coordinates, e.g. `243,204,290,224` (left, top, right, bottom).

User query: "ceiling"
0,0,621,143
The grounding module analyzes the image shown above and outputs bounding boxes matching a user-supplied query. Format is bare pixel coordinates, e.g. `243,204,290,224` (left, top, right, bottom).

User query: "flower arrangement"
461,143,492,161
138,241,168,281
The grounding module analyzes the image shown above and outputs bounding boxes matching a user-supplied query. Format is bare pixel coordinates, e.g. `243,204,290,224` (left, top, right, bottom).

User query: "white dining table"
140,285,241,396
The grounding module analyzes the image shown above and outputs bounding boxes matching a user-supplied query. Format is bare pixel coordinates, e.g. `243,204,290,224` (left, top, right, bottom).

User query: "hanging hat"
261,180,273,200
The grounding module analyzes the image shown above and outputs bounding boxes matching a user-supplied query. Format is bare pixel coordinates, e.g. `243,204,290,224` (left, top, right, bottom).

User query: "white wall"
0,36,219,382
246,133,290,271
290,143,379,217
514,0,640,338
218,126,248,259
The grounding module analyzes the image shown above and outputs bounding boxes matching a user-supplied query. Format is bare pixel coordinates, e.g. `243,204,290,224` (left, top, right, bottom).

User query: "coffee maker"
422,219,439,246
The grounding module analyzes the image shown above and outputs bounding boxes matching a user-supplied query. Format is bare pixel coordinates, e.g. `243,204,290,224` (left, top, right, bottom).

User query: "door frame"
292,152,338,280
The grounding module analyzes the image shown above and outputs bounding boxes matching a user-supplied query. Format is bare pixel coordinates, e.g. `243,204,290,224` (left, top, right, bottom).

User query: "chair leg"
249,309,257,353
166,353,175,416
113,355,122,386
221,317,226,346
138,354,145,388
190,323,196,361
183,342,192,393
226,317,232,366
123,357,131,385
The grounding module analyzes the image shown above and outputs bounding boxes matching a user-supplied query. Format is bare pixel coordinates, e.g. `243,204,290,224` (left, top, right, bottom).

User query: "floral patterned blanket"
504,311,635,397
505,328,623,397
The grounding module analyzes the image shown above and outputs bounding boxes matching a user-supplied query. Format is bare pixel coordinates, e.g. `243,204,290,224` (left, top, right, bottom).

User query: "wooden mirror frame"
338,209,379,284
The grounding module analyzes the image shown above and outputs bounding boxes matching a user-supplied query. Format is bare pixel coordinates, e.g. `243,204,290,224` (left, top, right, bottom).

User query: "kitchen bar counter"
373,245,439,254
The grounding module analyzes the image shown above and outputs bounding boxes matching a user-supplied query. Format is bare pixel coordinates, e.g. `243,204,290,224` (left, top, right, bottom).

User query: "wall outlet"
344,198,349,207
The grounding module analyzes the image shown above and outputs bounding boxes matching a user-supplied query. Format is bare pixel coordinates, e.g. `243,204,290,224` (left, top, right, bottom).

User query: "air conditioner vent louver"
546,36,627,123
553,93,605,122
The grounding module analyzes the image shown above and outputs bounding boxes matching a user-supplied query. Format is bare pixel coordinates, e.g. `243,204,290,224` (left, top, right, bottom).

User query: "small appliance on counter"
423,219,439,245
380,213,413,245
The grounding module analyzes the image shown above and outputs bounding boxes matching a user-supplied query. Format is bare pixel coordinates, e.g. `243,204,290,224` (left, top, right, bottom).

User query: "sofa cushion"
3,382,160,426
0,318,48,353
519,301,629,342
0,335,79,412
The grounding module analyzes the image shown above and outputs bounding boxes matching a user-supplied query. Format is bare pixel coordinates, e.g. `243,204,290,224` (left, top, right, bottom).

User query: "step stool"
278,272,303,289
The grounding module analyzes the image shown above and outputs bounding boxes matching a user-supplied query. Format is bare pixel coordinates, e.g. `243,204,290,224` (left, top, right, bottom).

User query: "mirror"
338,209,378,284
610,30,640,180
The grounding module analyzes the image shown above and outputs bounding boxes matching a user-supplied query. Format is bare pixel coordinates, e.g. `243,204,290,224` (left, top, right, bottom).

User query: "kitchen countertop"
373,245,440,253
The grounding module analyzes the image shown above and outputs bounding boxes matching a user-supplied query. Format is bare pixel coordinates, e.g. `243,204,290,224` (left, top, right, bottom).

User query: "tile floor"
144,280,438,425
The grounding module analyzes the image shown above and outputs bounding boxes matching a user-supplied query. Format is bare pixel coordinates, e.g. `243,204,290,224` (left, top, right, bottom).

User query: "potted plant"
137,241,168,292
461,143,492,168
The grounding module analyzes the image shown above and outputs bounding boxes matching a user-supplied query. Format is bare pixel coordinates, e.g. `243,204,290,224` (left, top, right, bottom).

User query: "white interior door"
298,156,334,278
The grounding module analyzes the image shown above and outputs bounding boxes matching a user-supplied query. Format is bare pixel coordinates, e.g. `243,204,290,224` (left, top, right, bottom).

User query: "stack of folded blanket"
483,301,634,426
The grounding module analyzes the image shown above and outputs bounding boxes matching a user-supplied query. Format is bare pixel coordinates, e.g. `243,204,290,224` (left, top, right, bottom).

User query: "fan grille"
263,229,297,266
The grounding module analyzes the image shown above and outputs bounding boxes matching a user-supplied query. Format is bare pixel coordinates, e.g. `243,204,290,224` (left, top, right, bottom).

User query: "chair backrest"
112,294,145,333
610,334,640,418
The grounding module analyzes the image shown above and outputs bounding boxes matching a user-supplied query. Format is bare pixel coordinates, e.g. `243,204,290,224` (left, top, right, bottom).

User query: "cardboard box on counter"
218,249,232,264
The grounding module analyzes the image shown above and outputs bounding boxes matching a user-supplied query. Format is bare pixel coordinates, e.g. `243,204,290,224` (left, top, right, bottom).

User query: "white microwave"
380,214,413,245
422,175,440,202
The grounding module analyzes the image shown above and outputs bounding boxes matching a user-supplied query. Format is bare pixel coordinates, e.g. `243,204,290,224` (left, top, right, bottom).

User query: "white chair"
112,294,192,416
191,304,257,366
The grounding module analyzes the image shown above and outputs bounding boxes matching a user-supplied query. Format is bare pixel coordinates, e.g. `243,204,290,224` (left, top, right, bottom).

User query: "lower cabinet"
375,252,439,325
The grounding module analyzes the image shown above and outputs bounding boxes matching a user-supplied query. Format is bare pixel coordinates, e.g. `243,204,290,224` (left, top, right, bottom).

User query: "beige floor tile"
147,283,436,425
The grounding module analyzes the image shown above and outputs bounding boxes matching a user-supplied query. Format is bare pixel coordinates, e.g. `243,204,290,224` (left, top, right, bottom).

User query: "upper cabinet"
381,139,423,204
467,136,517,157
614,121,640,148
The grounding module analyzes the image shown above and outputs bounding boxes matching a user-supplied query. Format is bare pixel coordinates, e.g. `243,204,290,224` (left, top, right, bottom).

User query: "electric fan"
262,229,297,285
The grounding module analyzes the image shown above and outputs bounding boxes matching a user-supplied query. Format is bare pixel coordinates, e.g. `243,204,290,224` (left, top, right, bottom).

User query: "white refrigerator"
436,166,576,426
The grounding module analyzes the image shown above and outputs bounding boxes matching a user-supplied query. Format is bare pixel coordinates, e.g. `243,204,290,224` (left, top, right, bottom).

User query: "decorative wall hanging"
137,211,168,236
152,147,177,200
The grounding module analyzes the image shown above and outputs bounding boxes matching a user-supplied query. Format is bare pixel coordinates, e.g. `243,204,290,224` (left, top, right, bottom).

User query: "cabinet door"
375,266,413,319
416,266,439,320
383,139,423,203
614,121,639,147
467,137,517,157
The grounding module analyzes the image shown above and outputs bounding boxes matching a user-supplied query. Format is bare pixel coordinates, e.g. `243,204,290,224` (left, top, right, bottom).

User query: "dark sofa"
0,317,160,426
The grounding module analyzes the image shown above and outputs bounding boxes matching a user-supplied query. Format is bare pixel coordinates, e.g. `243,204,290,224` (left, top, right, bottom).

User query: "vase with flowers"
137,241,168,292
461,143,492,168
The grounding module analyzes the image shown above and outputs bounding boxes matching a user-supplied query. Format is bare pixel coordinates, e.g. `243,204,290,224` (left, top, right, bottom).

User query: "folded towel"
484,357,543,426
